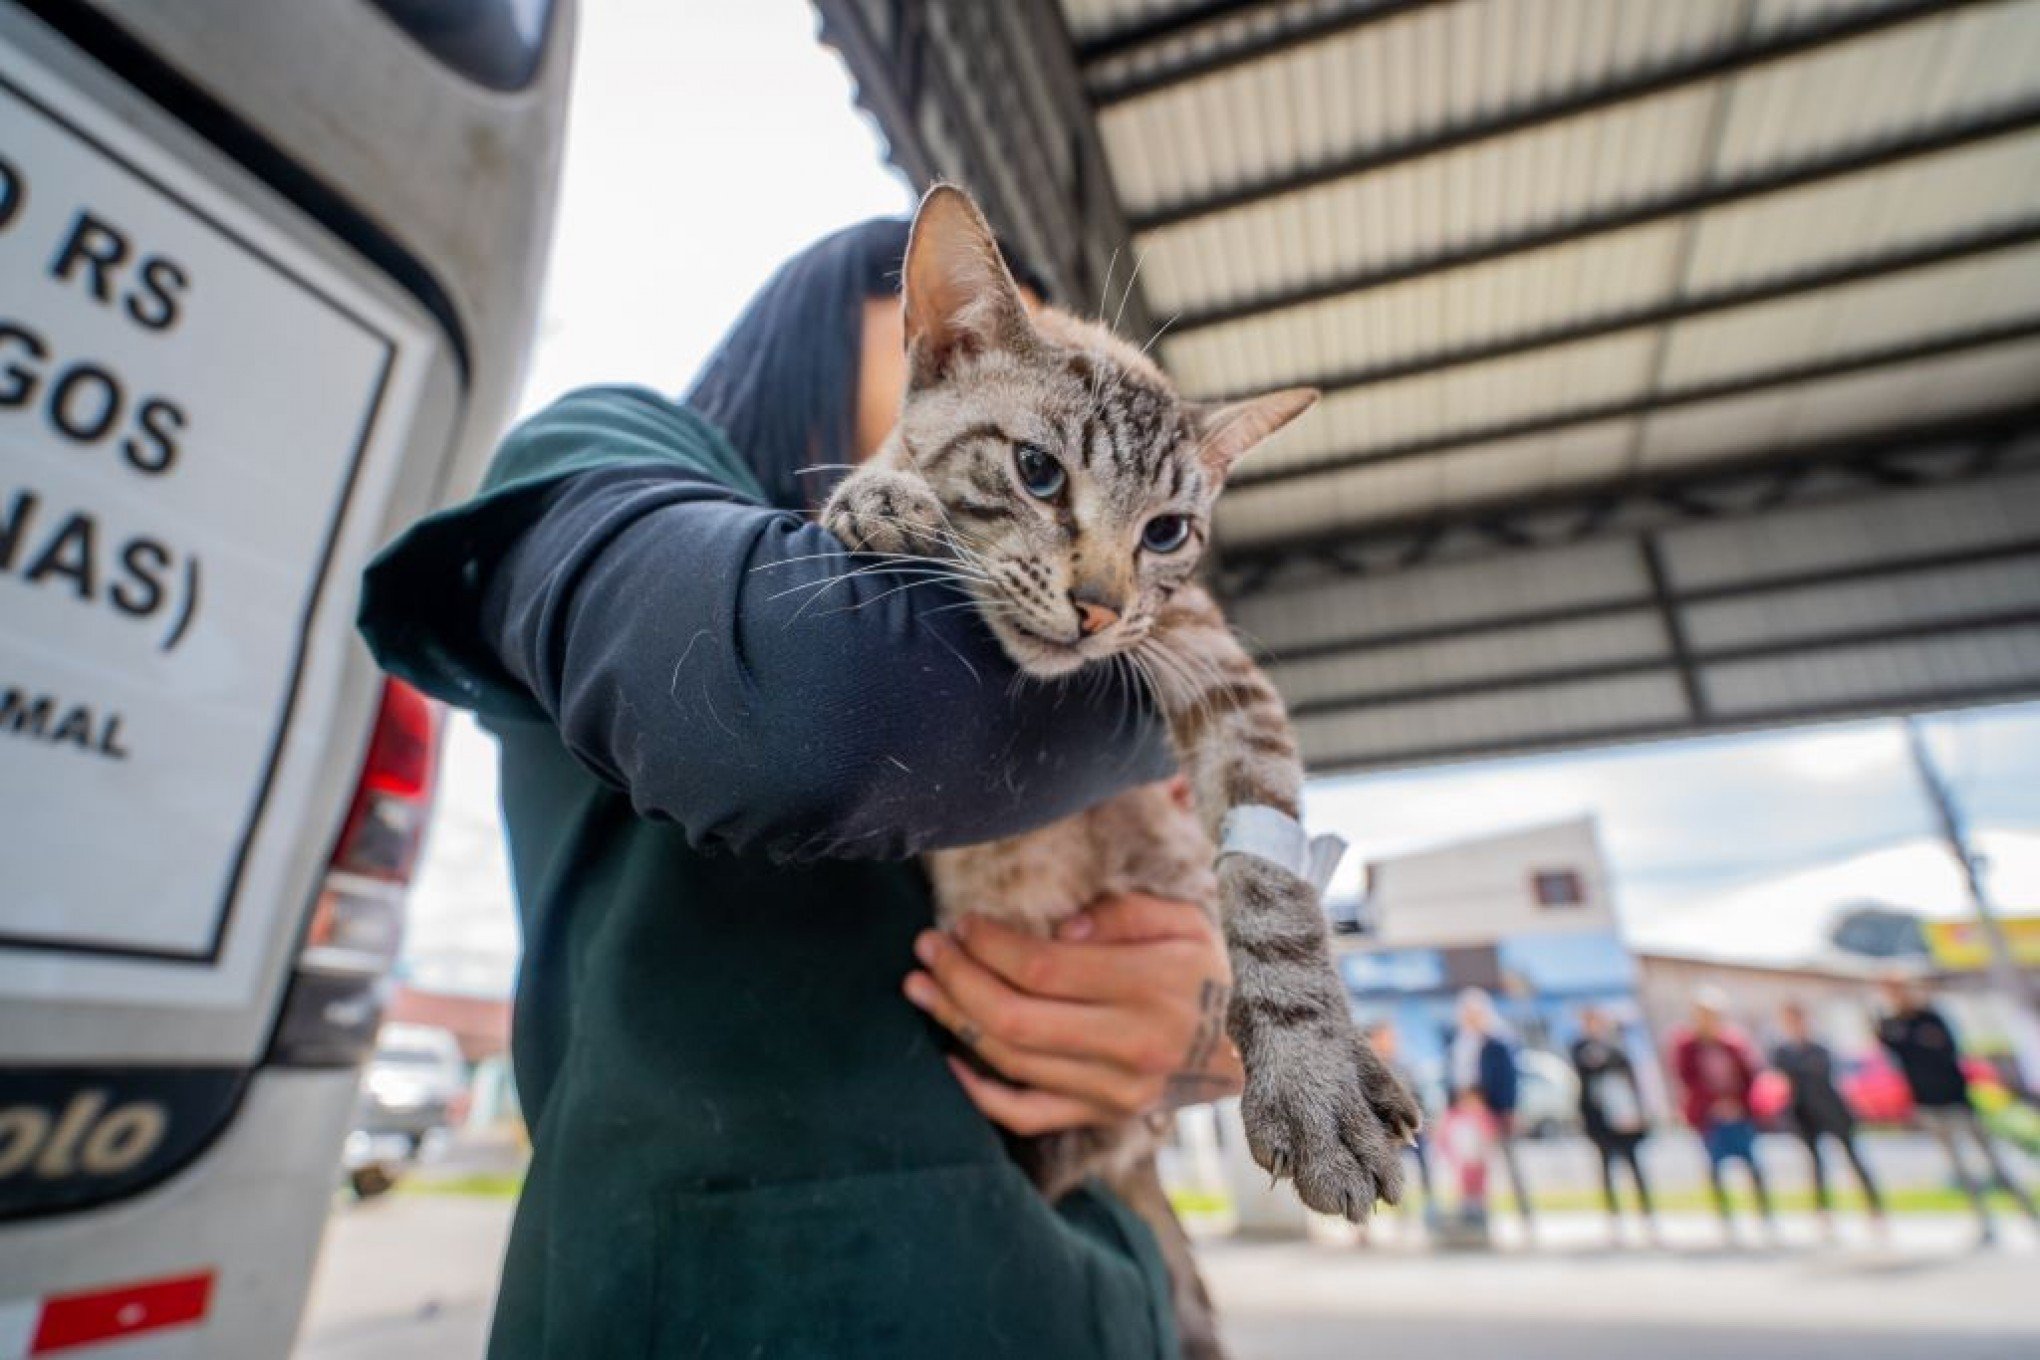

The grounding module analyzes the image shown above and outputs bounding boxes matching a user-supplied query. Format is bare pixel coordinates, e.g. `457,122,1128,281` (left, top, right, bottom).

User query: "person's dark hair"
684,211,1050,512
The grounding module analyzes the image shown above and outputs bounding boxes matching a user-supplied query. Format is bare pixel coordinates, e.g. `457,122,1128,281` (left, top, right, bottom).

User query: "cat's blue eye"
1014,444,1066,500
1142,514,1192,553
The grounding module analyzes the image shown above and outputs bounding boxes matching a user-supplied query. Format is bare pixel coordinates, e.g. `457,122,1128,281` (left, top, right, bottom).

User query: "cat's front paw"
821,469,949,559
1240,1026,1418,1222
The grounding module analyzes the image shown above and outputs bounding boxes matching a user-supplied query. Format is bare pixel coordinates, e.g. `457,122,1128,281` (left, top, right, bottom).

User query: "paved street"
296,1195,509,1360
1209,1216,2040,1360
296,1191,2040,1358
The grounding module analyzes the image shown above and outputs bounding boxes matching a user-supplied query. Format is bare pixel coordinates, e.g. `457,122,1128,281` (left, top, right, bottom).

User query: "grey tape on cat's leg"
1304,833,1348,897
1217,805,1348,898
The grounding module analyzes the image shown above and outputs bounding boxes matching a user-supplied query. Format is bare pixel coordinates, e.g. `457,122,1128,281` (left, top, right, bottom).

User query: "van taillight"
270,678,444,1067
331,678,441,882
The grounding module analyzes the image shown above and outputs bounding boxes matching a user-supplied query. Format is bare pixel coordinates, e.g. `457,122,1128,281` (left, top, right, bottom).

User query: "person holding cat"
359,217,1243,1358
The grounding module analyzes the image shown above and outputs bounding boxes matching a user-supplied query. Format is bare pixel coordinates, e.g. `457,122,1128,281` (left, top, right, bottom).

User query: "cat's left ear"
902,184,1034,387
1189,387,1320,480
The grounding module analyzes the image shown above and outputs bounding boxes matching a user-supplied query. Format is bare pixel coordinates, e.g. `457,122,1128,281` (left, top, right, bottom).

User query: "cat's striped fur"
824,186,1420,1354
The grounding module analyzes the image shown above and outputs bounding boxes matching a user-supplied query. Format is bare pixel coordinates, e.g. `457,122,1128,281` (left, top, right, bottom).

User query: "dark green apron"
360,389,1177,1359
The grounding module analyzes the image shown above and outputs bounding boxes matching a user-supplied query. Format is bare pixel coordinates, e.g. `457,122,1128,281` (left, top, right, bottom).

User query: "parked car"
1513,1049,1583,1138
342,1021,470,1198
357,1022,470,1154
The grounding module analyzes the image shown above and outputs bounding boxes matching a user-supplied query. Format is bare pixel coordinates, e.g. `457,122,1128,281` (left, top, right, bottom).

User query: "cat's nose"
1072,588,1121,636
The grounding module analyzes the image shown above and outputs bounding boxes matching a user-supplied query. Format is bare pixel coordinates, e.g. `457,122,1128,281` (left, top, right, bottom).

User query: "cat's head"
891,185,1317,678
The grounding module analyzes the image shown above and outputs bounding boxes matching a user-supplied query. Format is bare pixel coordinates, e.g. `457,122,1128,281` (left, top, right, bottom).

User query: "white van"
1,2,570,1353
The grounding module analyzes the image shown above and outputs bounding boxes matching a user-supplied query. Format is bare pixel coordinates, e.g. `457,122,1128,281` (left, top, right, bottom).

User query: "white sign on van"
1,58,405,961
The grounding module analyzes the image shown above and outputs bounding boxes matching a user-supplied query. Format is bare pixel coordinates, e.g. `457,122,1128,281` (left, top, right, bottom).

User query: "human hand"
903,892,1243,1135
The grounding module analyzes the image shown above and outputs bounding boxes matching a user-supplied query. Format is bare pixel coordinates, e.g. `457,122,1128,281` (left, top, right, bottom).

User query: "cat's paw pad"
1242,1031,1409,1222
822,472,948,558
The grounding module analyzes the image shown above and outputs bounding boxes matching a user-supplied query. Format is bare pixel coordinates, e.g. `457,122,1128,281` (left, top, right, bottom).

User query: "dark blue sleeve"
478,462,1172,861
1481,1039,1519,1114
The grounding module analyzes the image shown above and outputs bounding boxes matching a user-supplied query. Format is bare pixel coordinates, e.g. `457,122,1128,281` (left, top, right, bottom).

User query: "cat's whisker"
1151,630,1228,704
1102,652,1151,757
811,575,980,617
917,599,995,620
1140,311,1183,360
1110,248,1146,338
770,569,995,634
1135,636,1216,728
839,507,1002,577
920,503,1004,564
825,522,1003,585
1225,619,1283,666
752,548,955,574
1096,243,1122,323
763,559,984,605
779,566,943,627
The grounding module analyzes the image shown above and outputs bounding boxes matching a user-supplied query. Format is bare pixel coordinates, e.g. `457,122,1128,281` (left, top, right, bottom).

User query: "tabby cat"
823,186,1420,1353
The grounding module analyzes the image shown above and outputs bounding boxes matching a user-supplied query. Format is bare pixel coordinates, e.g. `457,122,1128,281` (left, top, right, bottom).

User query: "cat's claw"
1240,1028,1421,1223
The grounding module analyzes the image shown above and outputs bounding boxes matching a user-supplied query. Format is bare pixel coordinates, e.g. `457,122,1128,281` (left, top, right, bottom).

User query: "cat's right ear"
903,184,1033,386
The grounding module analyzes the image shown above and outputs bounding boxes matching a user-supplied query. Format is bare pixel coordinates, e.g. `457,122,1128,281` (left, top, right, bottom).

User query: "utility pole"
1904,718,2040,1091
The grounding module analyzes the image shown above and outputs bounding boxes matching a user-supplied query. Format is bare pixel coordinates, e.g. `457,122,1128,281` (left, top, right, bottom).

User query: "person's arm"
1481,1038,1519,1114
1570,1043,1598,1122
1668,1037,1696,1119
478,461,1170,861
1617,1050,1647,1120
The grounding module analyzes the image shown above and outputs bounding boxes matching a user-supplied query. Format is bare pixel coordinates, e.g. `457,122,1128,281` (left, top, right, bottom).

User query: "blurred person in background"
1877,976,2038,1245
1670,989,1775,1243
1450,988,1533,1238
1570,1006,1656,1245
1771,1000,1885,1242
1365,1018,1439,1236
359,218,1241,1357
1436,1084,1501,1242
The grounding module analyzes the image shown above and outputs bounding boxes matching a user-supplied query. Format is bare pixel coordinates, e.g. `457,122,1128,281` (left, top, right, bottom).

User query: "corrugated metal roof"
815,0,2040,769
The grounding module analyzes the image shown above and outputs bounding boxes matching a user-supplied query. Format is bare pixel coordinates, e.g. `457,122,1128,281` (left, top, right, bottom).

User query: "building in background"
1332,817,1662,1121
1630,831,2040,1085
385,984,512,1066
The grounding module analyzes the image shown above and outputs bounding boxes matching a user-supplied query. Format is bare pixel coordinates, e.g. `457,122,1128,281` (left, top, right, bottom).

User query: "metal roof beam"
1130,0,1984,229
1303,678,2040,774
1259,535,2040,670
1285,606,2040,719
1075,0,1272,64
1198,219,2040,397
1640,533,1708,722
1218,406,2040,587
1165,99,2040,333
1082,1,1447,105
1230,315,2040,489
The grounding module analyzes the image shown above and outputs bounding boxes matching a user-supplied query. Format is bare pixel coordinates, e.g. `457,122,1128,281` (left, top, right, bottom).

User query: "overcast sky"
396,0,2040,997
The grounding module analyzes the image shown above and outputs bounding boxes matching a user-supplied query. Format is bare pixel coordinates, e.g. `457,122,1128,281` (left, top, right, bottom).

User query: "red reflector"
360,678,439,801
332,678,445,883
32,1271,212,1353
